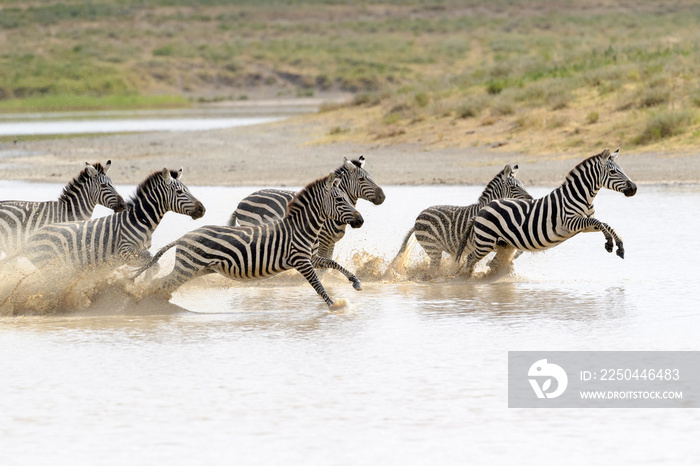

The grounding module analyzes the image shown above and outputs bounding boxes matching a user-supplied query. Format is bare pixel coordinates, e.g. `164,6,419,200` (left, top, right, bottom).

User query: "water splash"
0,260,175,317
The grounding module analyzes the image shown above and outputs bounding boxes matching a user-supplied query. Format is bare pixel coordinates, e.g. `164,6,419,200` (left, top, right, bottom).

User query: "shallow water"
1,181,699,464
0,107,304,136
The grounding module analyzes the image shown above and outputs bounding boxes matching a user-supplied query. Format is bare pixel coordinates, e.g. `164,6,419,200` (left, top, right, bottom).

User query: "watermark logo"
528,359,568,399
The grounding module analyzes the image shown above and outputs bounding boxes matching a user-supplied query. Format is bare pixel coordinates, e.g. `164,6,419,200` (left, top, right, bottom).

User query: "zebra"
20,168,205,270
393,164,532,271
456,148,637,275
0,161,126,259
228,156,385,260
134,172,364,308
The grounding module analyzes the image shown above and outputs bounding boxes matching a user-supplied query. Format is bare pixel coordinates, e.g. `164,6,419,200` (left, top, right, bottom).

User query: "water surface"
1,182,698,465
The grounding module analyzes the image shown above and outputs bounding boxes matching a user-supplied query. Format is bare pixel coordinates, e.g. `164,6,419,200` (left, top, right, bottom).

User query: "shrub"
635,109,695,144
638,87,670,108
586,111,599,124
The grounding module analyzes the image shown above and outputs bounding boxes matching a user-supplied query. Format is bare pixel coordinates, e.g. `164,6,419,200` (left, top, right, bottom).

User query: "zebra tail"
227,211,237,227
392,227,415,262
455,217,475,262
132,240,179,279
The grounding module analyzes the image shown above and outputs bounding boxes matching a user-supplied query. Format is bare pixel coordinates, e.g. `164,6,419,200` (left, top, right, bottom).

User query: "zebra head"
478,164,533,205
339,156,386,205
159,167,207,219
600,148,637,197
324,173,364,229
84,160,127,212
503,164,533,200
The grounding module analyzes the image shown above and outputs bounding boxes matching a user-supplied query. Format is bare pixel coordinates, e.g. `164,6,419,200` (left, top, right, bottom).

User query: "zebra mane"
333,157,364,177
127,169,180,206
286,176,327,215
564,150,606,182
59,162,106,201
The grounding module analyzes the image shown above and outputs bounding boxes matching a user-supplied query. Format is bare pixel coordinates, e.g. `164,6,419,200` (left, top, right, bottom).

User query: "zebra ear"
344,157,357,172
511,164,519,177
326,172,337,188
502,164,514,178
85,162,99,177
610,148,620,160
176,167,183,180
104,160,112,173
161,167,174,185
600,148,611,162
358,155,366,168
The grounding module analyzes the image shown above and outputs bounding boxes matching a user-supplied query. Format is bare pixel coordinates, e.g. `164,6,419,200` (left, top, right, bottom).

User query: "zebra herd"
0,148,637,309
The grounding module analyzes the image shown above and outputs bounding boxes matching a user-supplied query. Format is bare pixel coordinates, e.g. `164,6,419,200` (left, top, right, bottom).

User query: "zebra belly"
180,226,292,281
477,200,568,252
415,206,473,257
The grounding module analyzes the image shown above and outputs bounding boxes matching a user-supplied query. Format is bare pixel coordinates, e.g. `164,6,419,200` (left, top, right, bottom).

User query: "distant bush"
153,45,175,57
638,87,670,108
586,111,599,124
635,109,695,144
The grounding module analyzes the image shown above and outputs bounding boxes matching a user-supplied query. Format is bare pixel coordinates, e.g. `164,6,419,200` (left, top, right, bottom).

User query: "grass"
2,0,700,152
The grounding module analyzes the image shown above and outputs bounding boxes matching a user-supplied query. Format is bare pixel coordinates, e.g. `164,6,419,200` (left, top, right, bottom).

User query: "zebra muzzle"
349,213,364,228
371,188,386,205
113,197,127,212
190,202,206,220
623,181,637,197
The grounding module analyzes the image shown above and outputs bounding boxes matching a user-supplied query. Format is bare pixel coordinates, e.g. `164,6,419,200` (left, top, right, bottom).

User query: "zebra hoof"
605,242,613,253
352,279,363,291
617,248,625,259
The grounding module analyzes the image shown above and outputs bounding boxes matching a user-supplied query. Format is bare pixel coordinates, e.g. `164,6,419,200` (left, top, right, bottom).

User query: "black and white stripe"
456,148,637,274
394,164,531,270
135,172,364,308
228,156,385,259
22,168,205,269
0,161,126,258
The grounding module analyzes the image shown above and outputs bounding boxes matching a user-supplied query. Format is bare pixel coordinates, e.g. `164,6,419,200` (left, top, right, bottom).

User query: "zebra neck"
561,165,602,210
285,188,326,238
57,183,95,221
127,195,167,230
334,166,359,205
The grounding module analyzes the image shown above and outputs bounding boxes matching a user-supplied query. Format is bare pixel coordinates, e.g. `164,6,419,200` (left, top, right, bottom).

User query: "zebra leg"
311,256,362,291
415,236,443,272
569,217,624,259
463,245,495,276
598,221,625,258
294,259,336,307
487,245,518,271
157,247,214,294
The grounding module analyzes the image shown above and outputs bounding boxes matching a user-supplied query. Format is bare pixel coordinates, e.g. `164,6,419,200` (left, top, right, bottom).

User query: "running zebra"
135,173,364,308
0,161,126,258
456,148,637,275
228,156,385,260
21,168,205,270
393,164,531,271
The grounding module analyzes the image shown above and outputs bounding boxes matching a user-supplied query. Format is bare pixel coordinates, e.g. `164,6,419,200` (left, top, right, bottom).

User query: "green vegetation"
2,0,700,151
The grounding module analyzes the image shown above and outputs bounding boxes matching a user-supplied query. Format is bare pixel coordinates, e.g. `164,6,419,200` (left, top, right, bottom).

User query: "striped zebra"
21,168,205,270
134,172,364,308
228,156,385,260
456,148,637,275
393,164,532,271
0,161,126,259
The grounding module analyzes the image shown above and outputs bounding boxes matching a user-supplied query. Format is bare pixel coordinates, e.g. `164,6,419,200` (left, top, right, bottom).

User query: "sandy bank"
1,114,699,188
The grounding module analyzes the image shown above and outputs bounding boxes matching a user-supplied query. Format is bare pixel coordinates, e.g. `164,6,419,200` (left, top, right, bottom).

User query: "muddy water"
1,181,699,464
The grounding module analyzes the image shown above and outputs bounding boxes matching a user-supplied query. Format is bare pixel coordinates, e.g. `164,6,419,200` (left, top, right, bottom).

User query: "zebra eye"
358,176,366,181
176,189,184,195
